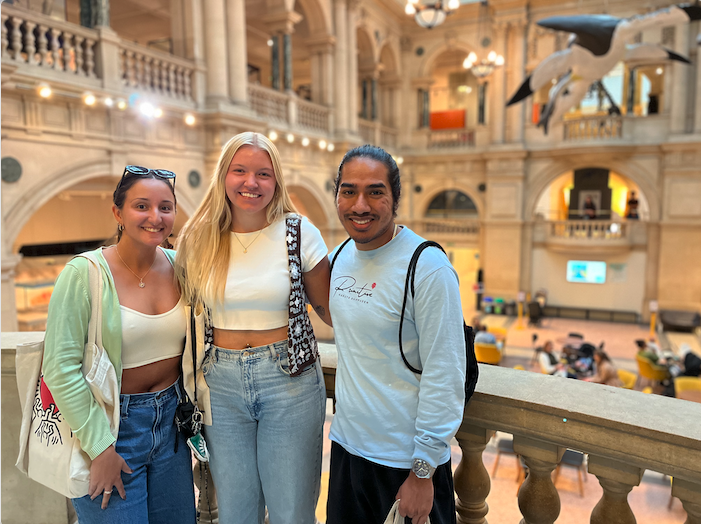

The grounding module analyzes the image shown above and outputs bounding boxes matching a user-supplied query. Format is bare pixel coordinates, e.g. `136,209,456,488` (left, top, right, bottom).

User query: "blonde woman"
176,132,331,524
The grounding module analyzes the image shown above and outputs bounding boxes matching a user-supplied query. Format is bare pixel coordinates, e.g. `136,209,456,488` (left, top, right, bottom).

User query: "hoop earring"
117,223,124,232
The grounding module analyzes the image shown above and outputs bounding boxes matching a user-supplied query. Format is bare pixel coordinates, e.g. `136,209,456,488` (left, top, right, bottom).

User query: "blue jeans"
202,341,326,524
72,381,196,524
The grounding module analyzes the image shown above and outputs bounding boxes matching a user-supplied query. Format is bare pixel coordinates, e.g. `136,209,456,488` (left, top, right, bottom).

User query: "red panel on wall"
430,110,466,130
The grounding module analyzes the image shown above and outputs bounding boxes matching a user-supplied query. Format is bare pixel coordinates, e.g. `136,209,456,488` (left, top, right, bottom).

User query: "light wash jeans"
202,341,326,524
72,381,196,524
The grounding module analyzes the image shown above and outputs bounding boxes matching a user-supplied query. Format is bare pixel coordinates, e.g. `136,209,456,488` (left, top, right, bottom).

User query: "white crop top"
121,300,186,369
210,215,328,330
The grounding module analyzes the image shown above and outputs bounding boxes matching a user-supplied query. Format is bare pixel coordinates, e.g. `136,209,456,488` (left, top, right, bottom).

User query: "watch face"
413,459,431,478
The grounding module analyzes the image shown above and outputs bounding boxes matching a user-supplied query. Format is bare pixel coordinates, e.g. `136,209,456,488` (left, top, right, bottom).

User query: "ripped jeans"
202,340,326,524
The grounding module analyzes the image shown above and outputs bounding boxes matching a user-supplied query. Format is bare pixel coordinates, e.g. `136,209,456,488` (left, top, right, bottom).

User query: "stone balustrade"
358,118,399,150
118,42,195,102
1,5,99,78
428,129,476,149
247,84,293,125
358,118,375,144
564,114,623,141
549,219,627,240
4,335,700,523
296,97,331,133
412,218,480,238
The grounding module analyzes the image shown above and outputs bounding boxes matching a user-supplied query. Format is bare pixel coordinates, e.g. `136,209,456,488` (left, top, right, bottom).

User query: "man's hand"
396,472,434,524
88,446,132,509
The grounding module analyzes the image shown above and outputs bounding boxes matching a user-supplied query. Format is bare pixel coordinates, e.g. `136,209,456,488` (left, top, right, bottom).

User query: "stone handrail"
428,129,475,149
118,41,196,102
247,84,290,124
564,114,623,141
1,4,99,78
412,218,480,236
549,219,627,240
4,334,701,524
358,118,399,150
296,97,331,133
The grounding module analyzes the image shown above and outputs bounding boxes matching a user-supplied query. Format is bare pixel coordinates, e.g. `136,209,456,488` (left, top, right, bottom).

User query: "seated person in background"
587,350,623,387
680,344,701,377
474,324,497,346
539,341,573,378
636,339,661,364
471,315,486,333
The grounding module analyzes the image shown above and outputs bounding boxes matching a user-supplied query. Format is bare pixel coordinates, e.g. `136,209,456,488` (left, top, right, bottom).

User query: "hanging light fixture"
405,0,461,29
461,0,504,79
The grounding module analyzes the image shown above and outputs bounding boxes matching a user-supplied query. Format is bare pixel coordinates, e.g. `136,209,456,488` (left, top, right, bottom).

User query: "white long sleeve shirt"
328,227,466,469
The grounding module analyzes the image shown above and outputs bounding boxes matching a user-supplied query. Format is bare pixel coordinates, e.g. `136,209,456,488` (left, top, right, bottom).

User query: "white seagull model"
507,4,701,134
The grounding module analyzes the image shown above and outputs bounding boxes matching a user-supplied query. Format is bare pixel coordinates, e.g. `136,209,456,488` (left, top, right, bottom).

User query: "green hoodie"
42,247,176,460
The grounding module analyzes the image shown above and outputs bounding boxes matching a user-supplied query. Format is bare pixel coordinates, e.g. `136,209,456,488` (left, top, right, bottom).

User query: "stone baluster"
49,28,61,69
135,54,144,88
151,60,160,94
1,15,8,58
74,36,84,76
183,69,192,101
143,56,152,91
588,455,642,524
158,61,167,95
84,38,95,77
176,66,184,99
671,478,701,524
169,64,176,98
125,50,136,86
23,21,37,65
62,32,73,72
10,17,23,61
513,437,564,524
454,426,494,524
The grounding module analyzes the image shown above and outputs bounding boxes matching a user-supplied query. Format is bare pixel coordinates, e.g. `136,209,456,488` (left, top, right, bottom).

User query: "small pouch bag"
384,500,431,524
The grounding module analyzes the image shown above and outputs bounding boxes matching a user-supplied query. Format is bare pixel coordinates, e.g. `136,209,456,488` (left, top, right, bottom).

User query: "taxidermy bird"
507,3,701,134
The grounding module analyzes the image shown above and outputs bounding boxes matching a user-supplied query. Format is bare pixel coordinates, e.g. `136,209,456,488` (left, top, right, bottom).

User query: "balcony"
428,128,475,149
358,118,399,150
248,84,331,135
411,218,480,244
4,333,700,523
533,220,647,254
563,114,623,141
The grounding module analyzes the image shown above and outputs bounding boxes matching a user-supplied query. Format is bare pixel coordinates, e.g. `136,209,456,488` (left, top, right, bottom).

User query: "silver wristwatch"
412,459,436,479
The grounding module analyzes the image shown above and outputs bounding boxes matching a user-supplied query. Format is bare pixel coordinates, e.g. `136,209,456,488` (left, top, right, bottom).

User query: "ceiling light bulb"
154,107,163,118
267,39,274,47
487,50,497,62
269,130,278,141
468,52,478,63
140,102,155,117
405,3,416,15
117,99,127,110
327,143,335,152
410,0,420,4
655,67,663,75
104,97,114,107
397,156,404,165
495,55,505,66
83,93,96,106
38,83,52,98
185,114,196,126
319,139,327,150
302,137,310,146
463,58,473,69
448,0,460,10
286,133,294,143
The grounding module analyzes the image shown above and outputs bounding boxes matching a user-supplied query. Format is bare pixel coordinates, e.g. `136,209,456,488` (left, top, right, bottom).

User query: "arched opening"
357,27,376,121
12,176,189,331
378,44,399,128
425,190,479,219
428,48,480,130
288,185,329,230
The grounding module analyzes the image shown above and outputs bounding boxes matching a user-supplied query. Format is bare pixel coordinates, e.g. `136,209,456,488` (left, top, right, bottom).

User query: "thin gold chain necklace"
115,246,158,288
232,229,264,254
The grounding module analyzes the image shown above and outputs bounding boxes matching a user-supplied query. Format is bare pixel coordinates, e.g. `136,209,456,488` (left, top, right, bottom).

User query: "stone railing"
3,334,701,523
549,219,627,240
412,218,480,237
248,84,289,124
564,114,623,141
358,118,376,144
1,5,99,78
118,42,195,102
296,97,331,133
358,118,399,150
380,125,398,149
428,129,475,149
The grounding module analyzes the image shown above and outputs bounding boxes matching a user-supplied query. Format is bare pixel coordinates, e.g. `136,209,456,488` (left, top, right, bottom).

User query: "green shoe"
187,433,210,462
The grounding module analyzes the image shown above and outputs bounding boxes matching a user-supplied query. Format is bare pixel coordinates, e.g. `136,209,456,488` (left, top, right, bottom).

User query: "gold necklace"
115,246,158,288
232,229,264,254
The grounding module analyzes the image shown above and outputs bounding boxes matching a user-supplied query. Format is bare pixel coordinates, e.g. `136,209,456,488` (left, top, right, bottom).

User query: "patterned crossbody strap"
286,215,319,377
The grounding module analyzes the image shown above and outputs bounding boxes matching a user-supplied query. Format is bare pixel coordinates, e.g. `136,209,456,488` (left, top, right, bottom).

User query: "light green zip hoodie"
42,247,176,460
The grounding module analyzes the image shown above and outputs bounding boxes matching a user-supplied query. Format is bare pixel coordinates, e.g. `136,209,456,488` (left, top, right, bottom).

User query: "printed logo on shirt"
332,275,375,304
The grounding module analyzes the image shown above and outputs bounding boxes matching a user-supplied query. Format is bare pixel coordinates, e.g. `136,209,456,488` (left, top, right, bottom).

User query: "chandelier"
405,0,461,29
463,50,504,79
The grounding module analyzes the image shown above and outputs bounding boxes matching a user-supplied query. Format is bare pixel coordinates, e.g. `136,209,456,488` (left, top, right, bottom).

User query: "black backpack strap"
330,237,352,273
399,241,446,374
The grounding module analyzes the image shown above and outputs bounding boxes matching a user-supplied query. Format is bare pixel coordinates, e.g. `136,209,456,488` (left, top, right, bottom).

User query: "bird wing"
506,49,572,106
537,15,620,56
624,43,691,65
615,5,696,43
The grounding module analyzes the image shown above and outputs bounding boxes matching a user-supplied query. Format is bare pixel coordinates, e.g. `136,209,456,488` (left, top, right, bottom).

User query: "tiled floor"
315,315,696,523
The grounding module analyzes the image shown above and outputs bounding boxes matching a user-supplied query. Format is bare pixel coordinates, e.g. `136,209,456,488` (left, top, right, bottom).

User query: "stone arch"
285,172,334,228
356,26,376,72
418,41,476,78
293,0,332,36
3,159,198,254
525,159,660,223
415,182,484,220
379,42,398,75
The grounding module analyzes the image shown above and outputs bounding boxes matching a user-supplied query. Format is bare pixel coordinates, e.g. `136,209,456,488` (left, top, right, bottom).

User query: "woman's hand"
89,445,132,509
304,257,333,327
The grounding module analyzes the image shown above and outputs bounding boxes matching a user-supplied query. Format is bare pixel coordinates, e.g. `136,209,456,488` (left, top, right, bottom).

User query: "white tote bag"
15,253,120,499
384,500,431,524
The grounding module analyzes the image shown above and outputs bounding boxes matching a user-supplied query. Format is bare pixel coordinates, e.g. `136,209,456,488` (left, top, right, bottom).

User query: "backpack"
330,238,479,405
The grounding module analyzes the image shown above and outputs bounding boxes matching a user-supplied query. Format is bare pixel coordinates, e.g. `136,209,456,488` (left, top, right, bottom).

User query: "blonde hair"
175,132,297,306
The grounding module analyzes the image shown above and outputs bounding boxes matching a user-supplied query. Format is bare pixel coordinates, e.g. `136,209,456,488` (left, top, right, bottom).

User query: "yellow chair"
674,376,701,399
617,369,637,390
475,342,502,365
513,365,526,371
487,326,508,340
636,354,670,388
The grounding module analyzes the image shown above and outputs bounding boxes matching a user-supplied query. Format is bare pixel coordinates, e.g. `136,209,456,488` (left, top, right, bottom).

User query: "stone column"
643,222,660,320
490,22,507,143
307,36,336,106
203,0,229,102
454,425,494,524
478,81,487,125
513,437,564,524
361,78,369,119
588,455,642,524
226,0,248,104
80,0,109,28
509,20,526,142
671,478,701,524
371,75,378,121
1,254,22,332
348,0,359,133
271,35,280,90
334,0,349,134
670,23,690,133
283,32,293,91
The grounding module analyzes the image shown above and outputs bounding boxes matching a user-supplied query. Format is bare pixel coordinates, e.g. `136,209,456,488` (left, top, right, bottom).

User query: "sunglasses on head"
121,165,176,189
